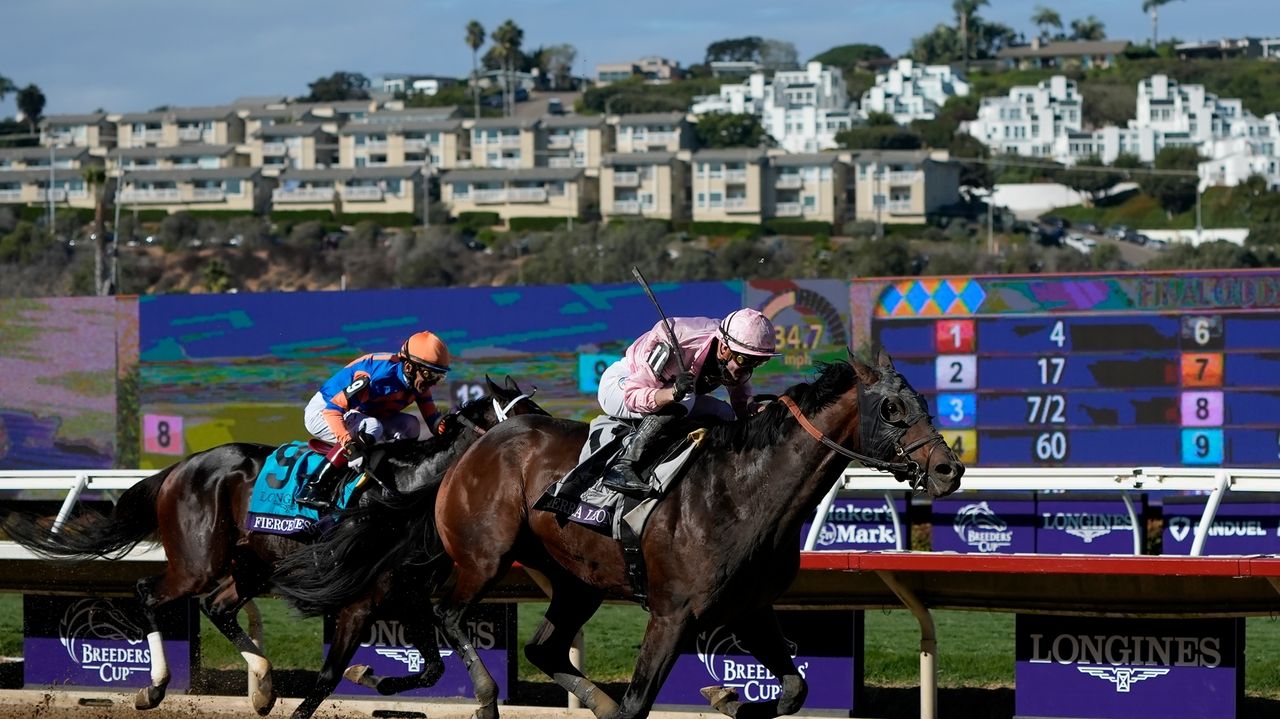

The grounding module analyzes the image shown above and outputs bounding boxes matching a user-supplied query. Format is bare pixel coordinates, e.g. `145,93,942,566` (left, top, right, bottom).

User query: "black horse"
1,376,547,719
273,351,963,719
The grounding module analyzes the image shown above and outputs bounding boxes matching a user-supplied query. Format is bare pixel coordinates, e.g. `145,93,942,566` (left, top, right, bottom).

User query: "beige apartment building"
339,119,467,170
690,149,770,224
467,118,539,169
0,147,104,211
41,114,116,151
113,145,247,171
118,167,269,214
851,150,961,224
768,153,849,225
273,167,425,216
600,152,689,222
115,106,245,149
247,123,337,173
441,167,595,223
611,113,694,154
539,115,608,171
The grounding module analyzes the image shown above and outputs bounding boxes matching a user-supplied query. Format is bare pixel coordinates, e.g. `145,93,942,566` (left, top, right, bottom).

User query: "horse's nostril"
934,463,953,477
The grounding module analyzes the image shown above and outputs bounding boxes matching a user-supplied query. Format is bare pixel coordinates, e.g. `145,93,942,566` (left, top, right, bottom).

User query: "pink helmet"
719,308,780,357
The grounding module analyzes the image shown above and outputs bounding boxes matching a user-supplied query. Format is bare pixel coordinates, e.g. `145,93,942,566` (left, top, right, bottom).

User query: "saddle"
244,440,372,539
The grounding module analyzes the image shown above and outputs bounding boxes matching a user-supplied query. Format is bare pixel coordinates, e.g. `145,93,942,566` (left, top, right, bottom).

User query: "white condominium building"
963,75,1082,158
860,59,970,124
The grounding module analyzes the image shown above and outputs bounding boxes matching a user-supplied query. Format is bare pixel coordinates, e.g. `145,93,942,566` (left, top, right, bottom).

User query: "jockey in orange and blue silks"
297,331,450,510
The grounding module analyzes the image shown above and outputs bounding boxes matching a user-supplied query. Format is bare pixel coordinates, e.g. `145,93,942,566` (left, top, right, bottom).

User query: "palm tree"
16,84,46,134
81,164,109,294
0,74,15,105
1142,0,1181,47
491,19,524,117
953,0,989,69
465,21,485,120
1031,5,1063,41
1070,15,1107,41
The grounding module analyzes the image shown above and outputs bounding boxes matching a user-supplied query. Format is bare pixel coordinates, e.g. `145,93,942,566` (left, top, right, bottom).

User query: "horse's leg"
437,562,512,719
524,575,616,719
200,580,276,716
289,595,378,719
700,606,808,719
341,569,447,695
608,611,694,719
133,572,203,710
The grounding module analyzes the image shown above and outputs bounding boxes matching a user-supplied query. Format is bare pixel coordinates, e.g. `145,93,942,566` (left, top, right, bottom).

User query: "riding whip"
630,266,688,375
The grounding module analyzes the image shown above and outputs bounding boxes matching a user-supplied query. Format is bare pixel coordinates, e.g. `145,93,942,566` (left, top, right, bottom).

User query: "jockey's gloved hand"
343,433,370,458
672,371,696,402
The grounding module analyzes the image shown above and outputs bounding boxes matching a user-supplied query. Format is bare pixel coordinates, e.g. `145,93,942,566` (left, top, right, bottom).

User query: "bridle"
453,389,538,435
779,388,946,492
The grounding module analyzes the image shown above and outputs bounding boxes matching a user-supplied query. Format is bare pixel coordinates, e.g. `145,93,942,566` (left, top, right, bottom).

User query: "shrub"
763,219,832,236
509,216,574,232
456,212,501,232
688,221,762,239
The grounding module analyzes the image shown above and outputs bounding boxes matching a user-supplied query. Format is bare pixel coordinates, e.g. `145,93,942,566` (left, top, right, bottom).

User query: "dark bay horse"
272,351,962,719
1,376,547,719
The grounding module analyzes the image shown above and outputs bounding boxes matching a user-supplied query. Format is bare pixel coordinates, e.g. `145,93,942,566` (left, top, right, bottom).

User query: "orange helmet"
401,331,451,373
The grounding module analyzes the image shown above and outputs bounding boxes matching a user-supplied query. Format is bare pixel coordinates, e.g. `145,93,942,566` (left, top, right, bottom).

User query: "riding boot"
297,443,350,511
602,414,676,496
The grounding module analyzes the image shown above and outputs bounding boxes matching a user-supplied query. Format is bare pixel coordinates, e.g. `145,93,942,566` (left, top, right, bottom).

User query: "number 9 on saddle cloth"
533,415,705,540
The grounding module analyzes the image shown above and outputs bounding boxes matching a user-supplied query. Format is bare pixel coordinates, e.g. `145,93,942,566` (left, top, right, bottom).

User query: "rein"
778,394,943,490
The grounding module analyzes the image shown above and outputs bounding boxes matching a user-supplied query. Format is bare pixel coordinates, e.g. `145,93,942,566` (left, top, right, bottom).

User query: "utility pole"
986,190,994,254
47,144,55,242
421,162,431,229
111,152,125,294
1195,183,1203,246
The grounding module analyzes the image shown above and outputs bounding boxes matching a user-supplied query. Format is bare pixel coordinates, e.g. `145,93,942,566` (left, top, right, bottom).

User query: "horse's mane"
701,361,858,452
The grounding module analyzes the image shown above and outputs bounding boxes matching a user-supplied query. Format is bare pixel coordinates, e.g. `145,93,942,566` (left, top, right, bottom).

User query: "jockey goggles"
406,359,448,384
729,352,770,370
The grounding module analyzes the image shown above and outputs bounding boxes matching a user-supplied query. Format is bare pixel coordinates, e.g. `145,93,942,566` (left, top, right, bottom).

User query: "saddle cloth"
533,415,705,541
245,440,365,538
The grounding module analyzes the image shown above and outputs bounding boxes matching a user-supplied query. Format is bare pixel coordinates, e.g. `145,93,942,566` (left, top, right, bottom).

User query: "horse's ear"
877,347,895,369
504,375,518,392
849,353,879,385
485,374,502,395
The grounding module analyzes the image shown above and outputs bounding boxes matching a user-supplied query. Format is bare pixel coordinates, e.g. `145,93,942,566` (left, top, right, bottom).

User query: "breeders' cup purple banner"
655,610,862,711
326,603,515,699
1015,614,1243,719
24,595,197,690
799,495,906,550
931,494,1034,553
1162,499,1280,555
1036,495,1142,554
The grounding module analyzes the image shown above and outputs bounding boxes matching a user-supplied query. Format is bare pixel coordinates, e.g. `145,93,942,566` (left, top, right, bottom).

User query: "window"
640,192,654,208
386,180,402,194
224,180,241,194
803,195,816,208
452,182,471,198
697,192,705,207
548,181,565,196
709,192,723,207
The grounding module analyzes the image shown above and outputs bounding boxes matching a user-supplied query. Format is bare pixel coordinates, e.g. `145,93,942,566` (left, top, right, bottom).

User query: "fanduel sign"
1162,499,1280,555
799,496,905,551
654,610,861,712
1036,497,1140,554
931,495,1034,553
1016,615,1242,719
23,595,196,690
325,604,514,699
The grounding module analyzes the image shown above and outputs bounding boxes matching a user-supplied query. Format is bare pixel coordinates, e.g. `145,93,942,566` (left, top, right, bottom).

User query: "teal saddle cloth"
245,440,361,538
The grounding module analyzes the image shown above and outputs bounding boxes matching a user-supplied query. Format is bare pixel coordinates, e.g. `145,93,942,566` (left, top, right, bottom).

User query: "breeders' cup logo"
375,647,431,672
695,627,808,702
1077,667,1170,692
953,501,1013,552
59,599,151,683
361,618,500,668
1041,512,1132,543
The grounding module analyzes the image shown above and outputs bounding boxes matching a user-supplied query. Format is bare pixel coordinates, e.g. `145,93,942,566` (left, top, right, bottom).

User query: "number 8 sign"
143,414,185,456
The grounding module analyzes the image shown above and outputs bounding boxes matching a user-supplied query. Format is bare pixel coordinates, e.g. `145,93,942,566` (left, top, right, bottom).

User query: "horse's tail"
2,466,169,560
271,477,444,617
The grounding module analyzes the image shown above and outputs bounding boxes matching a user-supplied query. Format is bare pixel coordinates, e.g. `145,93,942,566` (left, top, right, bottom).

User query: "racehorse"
271,350,963,719
1,376,547,719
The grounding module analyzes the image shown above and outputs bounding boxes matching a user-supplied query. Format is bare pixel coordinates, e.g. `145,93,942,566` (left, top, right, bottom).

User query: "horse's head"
438,374,549,438
849,347,963,498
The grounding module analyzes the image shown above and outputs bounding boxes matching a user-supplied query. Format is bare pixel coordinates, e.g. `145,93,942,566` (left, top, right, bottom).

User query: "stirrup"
602,464,651,497
295,490,332,511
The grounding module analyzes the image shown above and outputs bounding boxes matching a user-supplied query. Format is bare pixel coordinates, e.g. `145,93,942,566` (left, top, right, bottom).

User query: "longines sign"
1015,615,1243,719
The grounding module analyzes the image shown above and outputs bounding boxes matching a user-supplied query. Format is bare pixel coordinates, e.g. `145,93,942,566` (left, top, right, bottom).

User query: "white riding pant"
597,361,735,422
303,392,423,444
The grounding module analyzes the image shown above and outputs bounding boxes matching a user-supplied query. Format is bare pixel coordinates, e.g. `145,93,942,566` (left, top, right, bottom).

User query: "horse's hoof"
134,684,166,711
344,664,379,690
252,691,277,717
701,685,738,714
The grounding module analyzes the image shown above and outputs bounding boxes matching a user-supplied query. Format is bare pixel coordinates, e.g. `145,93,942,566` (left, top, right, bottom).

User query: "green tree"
537,44,577,90
0,74,15,104
1031,5,1063,40
1069,15,1106,41
491,19,525,116
759,39,800,71
201,258,234,293
705,37,765,64
465,20,486,119
694,113,770,148
835,126,923,150
16,84,46,133
304,72,370,102
954,0,989,69
809,44,889,67
1139,146,1201,218
1060,155,1123,206
1142,0,1182,46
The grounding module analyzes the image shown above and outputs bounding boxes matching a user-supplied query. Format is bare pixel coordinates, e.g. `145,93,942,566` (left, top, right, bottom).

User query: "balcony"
774,202,803,217
0,189,22,201
120,188,182,203
137,130,165,145
36,189,68,202
508,188,548,203
646,131,677,143
888,201,915,214
776,174,803,189
547,156,575,168
611,199,641,215
886,171,921,183
361,139,389,150
261,142,288,155
177,127,204,142
725,197,752,212
547,135,573,149
499,135,522,149
404,138,431,152
472,189,507,204
725,169,748,183
272,187,336,203
613,171,640,187
190,188,227,202
342,186,385,202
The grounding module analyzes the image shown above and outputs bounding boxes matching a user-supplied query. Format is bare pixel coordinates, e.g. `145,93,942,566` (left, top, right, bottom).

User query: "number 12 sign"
143,414,185,456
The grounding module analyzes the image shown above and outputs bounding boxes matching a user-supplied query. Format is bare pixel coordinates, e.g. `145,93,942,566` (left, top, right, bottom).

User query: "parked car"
1032,224,1065,246
1064,234,1097,255
1040,215,1071,230
1077,222,1101,235
1126,231,1150,246
1146,237,1170,251
547,98,564,115
1106,225,1130,240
